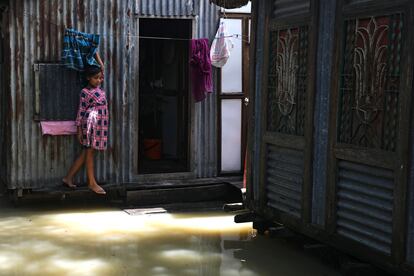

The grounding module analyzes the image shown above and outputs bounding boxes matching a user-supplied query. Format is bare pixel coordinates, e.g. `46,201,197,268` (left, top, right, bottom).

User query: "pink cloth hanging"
40,121,77,136
190,38,213,102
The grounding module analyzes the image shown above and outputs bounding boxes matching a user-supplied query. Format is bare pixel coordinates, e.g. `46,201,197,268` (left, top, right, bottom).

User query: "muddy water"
0,206,340,276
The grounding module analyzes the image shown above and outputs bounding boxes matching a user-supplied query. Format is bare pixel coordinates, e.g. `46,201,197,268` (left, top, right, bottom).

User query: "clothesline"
138,34,249,43
21,11,250,43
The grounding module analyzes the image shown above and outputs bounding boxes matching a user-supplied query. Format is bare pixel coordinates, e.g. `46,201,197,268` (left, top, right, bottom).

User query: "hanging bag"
210,19,233,68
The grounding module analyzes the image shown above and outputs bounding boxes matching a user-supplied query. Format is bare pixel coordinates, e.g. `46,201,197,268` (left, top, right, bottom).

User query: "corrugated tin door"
327,0,413,264
259,0,316,223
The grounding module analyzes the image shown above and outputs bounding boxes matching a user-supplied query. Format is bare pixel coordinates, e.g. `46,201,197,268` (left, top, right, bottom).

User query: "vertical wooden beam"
325,0,345,234
245,0,259,204
392,2,413,265
301,0,319,224
258,0,273,211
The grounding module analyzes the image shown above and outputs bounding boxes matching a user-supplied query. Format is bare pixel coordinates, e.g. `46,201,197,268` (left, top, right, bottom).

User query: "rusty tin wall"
5,0,139,189
139,0,197,17
4,0,219,189
194,0,219,178
0,5,7,190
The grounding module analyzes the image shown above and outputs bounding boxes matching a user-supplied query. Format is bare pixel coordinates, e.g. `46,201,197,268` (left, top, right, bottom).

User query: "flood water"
0,204,340,276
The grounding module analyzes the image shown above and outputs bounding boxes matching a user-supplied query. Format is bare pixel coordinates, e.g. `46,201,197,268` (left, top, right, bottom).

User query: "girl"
63,65,108,195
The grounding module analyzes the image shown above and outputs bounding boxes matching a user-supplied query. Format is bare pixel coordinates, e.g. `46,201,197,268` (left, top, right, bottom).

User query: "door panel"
328,1,412,263
221,19,243,94
260,0,315,223
266,26,308,137
265,145,304,218
221,99,242,172
337,15,402,152
336,160,394,254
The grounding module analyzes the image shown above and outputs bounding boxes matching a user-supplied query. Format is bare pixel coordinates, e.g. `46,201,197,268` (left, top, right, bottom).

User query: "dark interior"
138,19,191,174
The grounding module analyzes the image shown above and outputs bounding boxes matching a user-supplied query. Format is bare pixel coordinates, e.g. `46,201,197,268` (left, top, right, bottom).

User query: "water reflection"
0,206,339,276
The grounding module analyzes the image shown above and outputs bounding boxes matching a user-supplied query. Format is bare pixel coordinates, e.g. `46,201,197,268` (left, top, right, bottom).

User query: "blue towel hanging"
61,28,100,71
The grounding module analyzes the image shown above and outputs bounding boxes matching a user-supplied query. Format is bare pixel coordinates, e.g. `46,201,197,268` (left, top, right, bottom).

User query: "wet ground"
0,202,341,276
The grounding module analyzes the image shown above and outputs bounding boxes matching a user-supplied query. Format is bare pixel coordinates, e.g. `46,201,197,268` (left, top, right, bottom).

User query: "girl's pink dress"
75,87,109,150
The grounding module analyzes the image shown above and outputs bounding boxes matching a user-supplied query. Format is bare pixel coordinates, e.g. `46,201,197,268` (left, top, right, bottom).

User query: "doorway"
138,18,191,174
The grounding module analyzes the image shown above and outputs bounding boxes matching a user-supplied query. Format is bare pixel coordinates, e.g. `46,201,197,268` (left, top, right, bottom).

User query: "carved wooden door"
260,0,316,223
327,0,413,263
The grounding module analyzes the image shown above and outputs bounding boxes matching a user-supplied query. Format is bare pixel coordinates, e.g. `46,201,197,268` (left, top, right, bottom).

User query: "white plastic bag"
210,19,233,68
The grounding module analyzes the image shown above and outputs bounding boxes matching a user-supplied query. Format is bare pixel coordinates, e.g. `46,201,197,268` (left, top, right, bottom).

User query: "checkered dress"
75,87,109,150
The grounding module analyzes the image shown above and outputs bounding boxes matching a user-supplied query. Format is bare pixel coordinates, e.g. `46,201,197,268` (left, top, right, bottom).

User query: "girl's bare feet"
88,182,106,194
62,177,77,189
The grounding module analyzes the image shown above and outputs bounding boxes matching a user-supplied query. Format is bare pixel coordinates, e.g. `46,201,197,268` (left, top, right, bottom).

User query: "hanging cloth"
40,121,77,136
210,19,233,68
190,38,213,102
61,28,100,71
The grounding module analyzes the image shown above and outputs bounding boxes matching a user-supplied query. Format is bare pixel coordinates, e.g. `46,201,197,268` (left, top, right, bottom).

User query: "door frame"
217,12,251,176
326,0,413,264
257,1,318,224
136,17,194,177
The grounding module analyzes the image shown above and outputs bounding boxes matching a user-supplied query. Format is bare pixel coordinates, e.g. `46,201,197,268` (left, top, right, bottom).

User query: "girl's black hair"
83,65,102,79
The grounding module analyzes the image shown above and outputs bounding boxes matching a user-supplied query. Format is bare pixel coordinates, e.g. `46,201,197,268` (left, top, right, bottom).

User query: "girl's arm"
95,52,104,73
75,89,90,127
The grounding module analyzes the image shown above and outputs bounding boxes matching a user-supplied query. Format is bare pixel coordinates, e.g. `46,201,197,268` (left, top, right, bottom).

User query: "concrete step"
126,182,242,206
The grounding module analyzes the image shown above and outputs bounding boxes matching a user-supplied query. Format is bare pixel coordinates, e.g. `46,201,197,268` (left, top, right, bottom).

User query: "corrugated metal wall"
336,161,394,255
6,0,138,189
0,9,7,189
272,0,310,19
4,0,219,189
0,54,4,186
266,145,303,218
407,100,414,265
139,0,196,17
195,0,219,178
